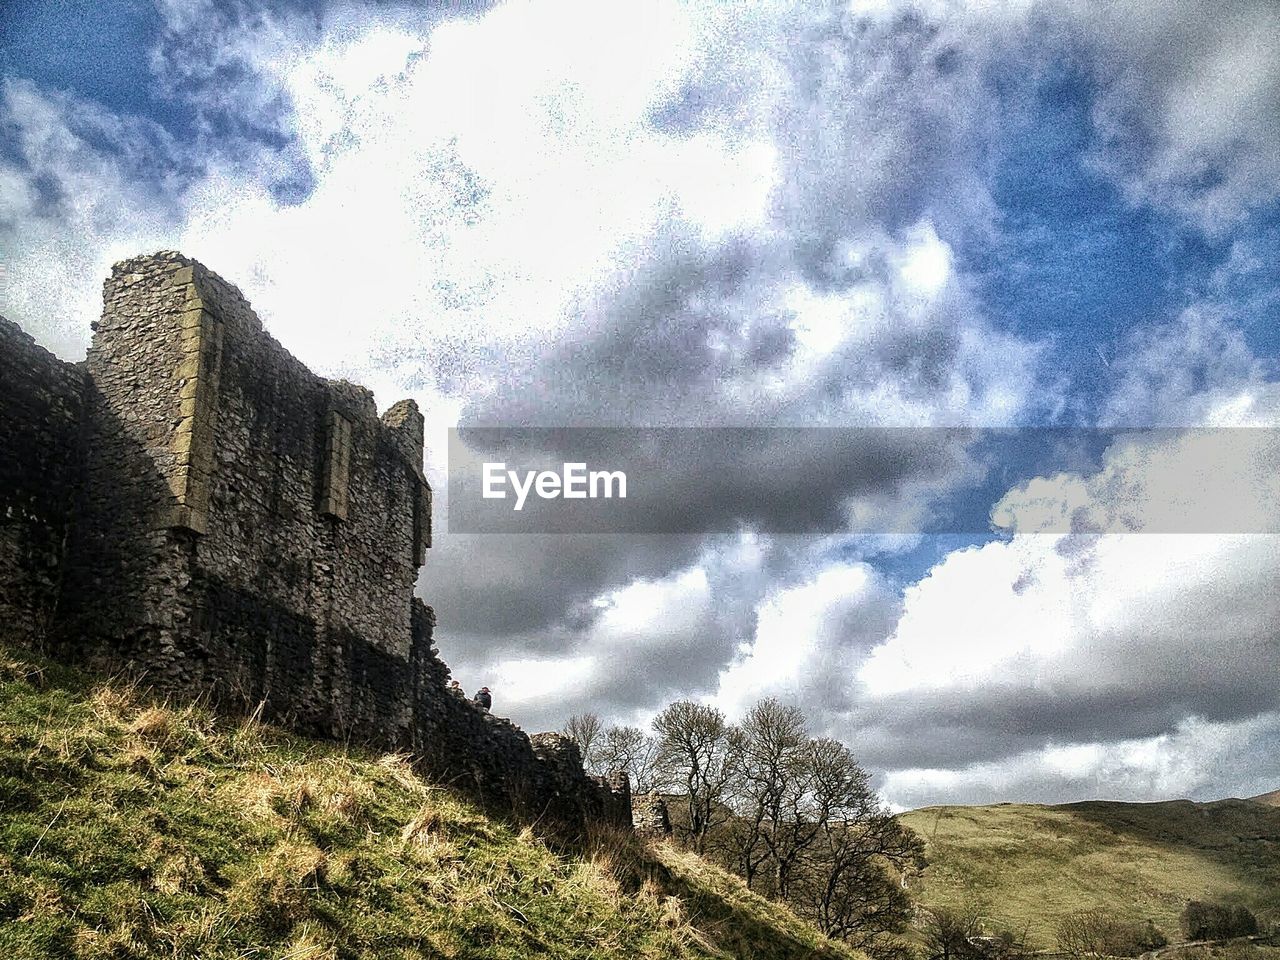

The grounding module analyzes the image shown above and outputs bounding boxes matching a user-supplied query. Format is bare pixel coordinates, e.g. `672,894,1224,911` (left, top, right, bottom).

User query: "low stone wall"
0,317,86,648
410,601,631,836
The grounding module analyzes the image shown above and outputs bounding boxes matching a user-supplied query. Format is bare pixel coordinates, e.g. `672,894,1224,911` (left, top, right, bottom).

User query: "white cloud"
882,713,1280,808
851,411,1280,804
860,412,1280,703
715,560,899,719
896,221,953,298
1102,305,1280,428
861,529,1280,699
475,560,721,728
487,653,598,711
0,80,181,358
1075,0,1280,231
858,537,1077,697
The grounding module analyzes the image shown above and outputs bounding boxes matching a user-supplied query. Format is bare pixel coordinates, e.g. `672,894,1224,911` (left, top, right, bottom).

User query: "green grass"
899,800,1280,948
0,647,860,960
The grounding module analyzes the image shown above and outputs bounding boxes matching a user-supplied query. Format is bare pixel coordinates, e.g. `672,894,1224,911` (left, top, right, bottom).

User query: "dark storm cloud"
424,531,762,731
879,710,1280,807
422,533,706,647
453,228,790,424
448,427,980,535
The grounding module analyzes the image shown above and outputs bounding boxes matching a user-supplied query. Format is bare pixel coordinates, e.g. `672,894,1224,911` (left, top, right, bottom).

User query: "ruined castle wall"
0,317,86,647
631,793,672,839
10,250,629,836
68,252,431,746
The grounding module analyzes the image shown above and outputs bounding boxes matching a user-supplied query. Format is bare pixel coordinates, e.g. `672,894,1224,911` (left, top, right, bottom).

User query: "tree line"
564,698,925,958
1055,901,1262,959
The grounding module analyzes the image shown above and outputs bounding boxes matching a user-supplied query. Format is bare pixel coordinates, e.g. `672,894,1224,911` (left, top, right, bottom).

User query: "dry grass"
278,924,339,960
0,645,860,960
129,705,176,740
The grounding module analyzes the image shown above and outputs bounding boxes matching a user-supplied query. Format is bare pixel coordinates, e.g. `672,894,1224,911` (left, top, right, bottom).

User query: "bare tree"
920,904,985,960
652,700,738,853
793,737,924,956
1057,910,1109,960
647,695,924,959
725,698,813,896
562,712,604,771
595,724,660,794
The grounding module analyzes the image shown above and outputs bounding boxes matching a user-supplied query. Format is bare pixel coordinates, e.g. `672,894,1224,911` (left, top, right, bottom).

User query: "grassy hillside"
900,800,1280,947
1250,789,1280,807
0,647,859,960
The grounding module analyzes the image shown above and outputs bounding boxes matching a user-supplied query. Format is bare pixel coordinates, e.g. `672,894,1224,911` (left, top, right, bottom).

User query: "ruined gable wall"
187,257,430,742
0,317,86,647
67,252,431,746
63,257,205,672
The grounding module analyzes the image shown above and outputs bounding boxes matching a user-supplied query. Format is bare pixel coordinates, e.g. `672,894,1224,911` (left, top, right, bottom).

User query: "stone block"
174,356,201,381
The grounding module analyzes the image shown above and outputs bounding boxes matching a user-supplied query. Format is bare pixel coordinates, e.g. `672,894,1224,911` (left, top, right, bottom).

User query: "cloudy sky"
3,0,1279,809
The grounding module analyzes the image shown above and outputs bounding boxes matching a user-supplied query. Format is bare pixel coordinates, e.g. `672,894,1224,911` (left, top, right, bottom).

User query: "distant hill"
1250,789,1280,807
0,646,858,960
899,800,1280,947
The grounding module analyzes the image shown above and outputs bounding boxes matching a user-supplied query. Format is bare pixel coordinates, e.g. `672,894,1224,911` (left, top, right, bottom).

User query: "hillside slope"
0,647,859,960
899,800,1280,947
1250,789,1280,807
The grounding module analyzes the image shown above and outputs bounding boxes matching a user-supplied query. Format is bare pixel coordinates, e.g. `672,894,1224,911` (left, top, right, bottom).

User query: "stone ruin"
631,793,673,839
0,251,629,837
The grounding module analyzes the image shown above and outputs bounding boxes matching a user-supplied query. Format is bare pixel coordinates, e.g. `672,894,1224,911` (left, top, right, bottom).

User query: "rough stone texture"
632,793,673,839
3,251,630,837
407,605,631,831
0,317,87,648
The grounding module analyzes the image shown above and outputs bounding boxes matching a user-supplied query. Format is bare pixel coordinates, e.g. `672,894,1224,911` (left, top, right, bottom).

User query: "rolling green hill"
0,646,859,960
899,800,1280,948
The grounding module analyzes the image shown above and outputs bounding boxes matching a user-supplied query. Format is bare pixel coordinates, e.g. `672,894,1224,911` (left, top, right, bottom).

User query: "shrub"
1180,901,1258,941
1057,909,1168,958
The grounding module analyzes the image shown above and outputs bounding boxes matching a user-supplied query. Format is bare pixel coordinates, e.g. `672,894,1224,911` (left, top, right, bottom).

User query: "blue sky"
2,1,166,121
3,0,1280,808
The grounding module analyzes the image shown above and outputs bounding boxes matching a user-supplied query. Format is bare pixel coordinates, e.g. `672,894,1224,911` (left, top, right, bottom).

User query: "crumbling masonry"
0,251,629,835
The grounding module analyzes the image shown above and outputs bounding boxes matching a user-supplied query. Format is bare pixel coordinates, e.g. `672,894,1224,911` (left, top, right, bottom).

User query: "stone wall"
62,252,431,746
632,793,673,839
3,252,629,838
0,317,86,648
409,601,632,833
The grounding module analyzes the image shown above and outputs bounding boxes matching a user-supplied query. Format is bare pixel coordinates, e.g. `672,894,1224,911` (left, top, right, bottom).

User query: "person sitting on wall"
449,680,465,697
473,686,492,713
